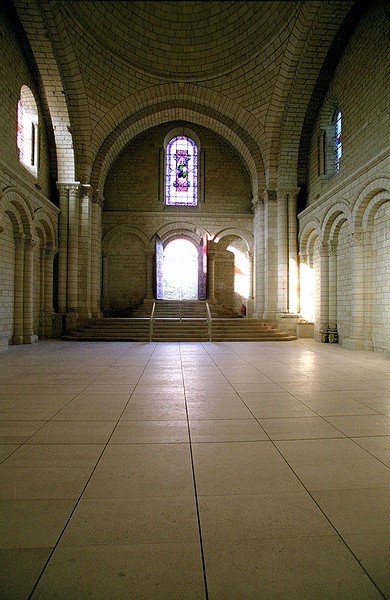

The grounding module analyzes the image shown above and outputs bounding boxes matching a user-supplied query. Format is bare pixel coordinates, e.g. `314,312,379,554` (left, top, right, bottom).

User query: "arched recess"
212,229,254,311
298,221,320,323
90,100,265,200
91,84,265,184
350,179,390,353
15,0,77,182
0,188,36,344
101,225,149,316
153,222,209,301
352,178,390,230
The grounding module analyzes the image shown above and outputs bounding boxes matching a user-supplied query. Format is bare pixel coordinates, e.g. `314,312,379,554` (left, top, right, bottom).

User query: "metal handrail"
149,301,156,341
205,302,212,341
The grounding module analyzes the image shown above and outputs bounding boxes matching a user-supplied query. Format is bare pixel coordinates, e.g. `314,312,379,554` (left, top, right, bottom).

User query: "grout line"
179,343,210,600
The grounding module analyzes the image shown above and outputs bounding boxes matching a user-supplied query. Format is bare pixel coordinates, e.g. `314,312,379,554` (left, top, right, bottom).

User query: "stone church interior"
0,1,389,599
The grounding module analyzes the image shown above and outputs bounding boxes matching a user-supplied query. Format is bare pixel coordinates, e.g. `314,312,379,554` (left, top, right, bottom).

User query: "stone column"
145,248,155,300
91,192,103,318
101,253,109,312
66,184,80,314
363,230,374,350
42,247,56,338
57,184,69,314
328,241,338,343
78,184,93,320
288,188,300,314
252,194,264,318
246,250,254,317
276,189,288,314
206,246,216,303
263,189,278,319
344,231,366,349
23,237,38,344
12,233,25,345
319,242,329,342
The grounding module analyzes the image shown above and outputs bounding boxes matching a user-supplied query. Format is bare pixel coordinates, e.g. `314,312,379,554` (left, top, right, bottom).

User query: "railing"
149,301,156,341
205,302,212,341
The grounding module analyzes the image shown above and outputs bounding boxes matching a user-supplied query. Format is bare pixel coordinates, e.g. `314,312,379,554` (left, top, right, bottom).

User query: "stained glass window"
166,136,197,206
335,110,342,173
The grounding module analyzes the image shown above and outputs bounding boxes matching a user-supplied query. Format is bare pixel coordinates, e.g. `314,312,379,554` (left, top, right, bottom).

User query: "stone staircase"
63,300,297,342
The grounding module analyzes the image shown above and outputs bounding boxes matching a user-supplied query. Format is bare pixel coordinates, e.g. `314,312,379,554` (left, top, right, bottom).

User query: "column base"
342,337,366,350
65,311,79,332
23,334,38,344
12,335,24,345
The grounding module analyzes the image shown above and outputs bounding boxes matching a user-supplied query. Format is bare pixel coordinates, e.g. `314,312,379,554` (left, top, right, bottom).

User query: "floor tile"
274,437,376,465
258,416,345,440
0,421,46,444
26,421,116,444
192,442,303,495
84,443,194,498
189,419,268,442
30,543,206,600
352,436,390,466
0,547,52,600
241,394,317,418
110,420,189,443
311,488,390,534
343,533,390,599
324,414,390,436
52,394,130,420
59,496,199,546
203,536,383,599
187,400,253,420
0,499,76,548
198,492,334,541
0,466,95,499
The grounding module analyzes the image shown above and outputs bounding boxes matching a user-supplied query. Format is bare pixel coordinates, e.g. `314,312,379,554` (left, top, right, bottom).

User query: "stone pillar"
344,231,366,349
78,184,93,320
91,192,103,318
23,237,38,344
57,184,69,314
66,184,80,313
252,194,264,318
319,242,329,342
288,188,300,314
42,247,56,338
101,253,109,313
246,250,254,317
12,234,25,345
263,189,278,319
363,230,374,351
207,247,216,303
276,189,288,314
145,248,155,300
328,241,338,343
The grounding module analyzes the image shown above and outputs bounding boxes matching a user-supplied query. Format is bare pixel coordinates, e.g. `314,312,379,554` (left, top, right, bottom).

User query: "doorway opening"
163,239,199,300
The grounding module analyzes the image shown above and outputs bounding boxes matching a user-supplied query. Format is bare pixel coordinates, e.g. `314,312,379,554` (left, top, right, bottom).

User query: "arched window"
165,135,198,206
318,102,342,178
17,85,39,176
334,110,342,173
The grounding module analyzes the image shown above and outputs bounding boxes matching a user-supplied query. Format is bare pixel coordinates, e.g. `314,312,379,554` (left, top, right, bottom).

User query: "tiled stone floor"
0,339,389,599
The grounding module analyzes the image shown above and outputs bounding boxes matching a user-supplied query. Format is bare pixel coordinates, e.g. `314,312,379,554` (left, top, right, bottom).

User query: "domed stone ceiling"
62,0,298,81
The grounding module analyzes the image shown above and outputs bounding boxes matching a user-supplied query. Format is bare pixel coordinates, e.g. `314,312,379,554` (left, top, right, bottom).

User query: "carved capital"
93,190,104,207
262,189,277,203
79,184,93,200
328,241,337,256
319,243,329,257
299,252,308,264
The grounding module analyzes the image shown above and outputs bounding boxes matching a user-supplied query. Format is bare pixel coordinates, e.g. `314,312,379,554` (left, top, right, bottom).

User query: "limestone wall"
0,7,58,348
301,1,390,353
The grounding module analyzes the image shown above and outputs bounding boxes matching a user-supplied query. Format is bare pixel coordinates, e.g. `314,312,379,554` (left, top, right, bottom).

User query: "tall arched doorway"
162,239,199,300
